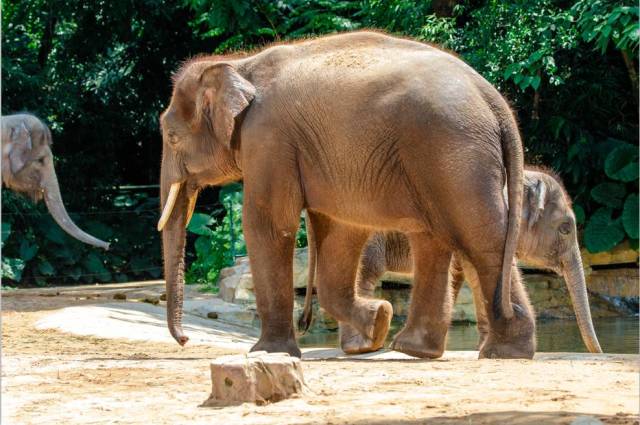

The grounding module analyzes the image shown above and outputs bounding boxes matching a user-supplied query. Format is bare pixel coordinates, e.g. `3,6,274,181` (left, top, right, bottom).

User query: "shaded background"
1,0,637,287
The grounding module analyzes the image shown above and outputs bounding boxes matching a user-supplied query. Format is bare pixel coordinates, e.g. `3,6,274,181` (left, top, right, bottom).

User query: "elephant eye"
559,222,571,235
167,132,178,146
37,156,46,165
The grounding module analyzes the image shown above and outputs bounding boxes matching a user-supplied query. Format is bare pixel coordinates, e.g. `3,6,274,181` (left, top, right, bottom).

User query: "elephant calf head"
517,167,602,353
1,113,110,250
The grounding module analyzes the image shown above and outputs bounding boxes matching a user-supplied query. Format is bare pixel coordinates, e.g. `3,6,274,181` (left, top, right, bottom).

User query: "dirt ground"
2,284,639,425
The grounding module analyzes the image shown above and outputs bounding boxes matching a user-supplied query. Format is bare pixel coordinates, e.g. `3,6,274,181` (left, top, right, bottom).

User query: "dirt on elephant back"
2,284,639,425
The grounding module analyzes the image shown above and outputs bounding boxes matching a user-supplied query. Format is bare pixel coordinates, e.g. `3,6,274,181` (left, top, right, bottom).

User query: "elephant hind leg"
309,213,392,355
466,249,535,359
391,233,452,359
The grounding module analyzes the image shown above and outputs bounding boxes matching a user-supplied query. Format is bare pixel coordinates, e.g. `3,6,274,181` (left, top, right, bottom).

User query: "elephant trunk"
562,245,603,353
41,165,110,250
160,179,189,346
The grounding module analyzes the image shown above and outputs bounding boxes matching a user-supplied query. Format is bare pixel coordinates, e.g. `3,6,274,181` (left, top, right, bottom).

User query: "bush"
185,184,307,291
1,188,162,286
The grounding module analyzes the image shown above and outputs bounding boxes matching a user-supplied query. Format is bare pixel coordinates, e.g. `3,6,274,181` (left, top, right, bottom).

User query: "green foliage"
573,0,639,54
2,0,198,286
590,182,626,208
605,143,639,182
583,140,638,252
584,207,626,253
1,221,26,281
186,184,245,290
186,184,308,290
1,189,162,286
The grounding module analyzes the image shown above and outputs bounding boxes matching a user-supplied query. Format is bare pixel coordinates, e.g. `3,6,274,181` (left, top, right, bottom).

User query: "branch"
37,15,57,69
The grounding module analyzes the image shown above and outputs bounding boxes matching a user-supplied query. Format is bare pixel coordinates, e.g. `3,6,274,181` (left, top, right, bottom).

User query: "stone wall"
217,247,638,328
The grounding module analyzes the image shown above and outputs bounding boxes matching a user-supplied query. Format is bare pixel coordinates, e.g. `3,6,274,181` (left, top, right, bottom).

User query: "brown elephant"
158,31,534,359
300,167,602,354
1,114,110,250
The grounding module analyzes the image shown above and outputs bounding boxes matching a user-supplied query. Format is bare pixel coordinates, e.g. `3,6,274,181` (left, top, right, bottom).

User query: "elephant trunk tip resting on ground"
300,167,603,354
158,31,534,359
1,113,110,250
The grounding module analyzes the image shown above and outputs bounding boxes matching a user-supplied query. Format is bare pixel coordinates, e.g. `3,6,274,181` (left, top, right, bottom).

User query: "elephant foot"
251,335,301,358
478,312,536,359
390,323,447,359
340,300,392,355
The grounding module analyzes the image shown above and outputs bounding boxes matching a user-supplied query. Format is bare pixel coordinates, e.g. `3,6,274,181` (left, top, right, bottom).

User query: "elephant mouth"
30,189,44,203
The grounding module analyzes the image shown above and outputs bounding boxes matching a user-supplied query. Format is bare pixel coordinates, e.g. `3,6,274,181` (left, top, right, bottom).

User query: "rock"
207,312,219,319
205,352,306,406
113,292,127,300
454,284,473,305
571,416,603,425
524,275,551,291
380,271,413,286
142,297,159,305
452,302,477,323
315,307,339,330
548,276,563,290
581,241,638,267
587,268,639,298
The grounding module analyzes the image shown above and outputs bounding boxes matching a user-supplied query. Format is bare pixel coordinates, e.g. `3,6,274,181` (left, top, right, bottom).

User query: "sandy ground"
2,283,639,425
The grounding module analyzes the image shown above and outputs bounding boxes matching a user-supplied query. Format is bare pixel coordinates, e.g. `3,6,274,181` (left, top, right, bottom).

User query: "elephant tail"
495,105,524,321
297,211,316,334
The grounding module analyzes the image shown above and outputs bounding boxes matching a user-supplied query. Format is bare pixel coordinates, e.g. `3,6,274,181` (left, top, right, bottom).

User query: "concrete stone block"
205,352,306,406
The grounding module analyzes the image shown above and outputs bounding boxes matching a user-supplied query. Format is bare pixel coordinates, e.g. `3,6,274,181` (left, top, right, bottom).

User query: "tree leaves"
1,258,25,281
605,143,639,182
584,207,625,253
82,252,112,282
187,213,215,236
590,182,627,208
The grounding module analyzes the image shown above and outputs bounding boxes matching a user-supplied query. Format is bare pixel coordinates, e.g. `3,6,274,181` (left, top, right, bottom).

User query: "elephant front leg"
310,214,393,355
243,201,303,358
391,234,452,359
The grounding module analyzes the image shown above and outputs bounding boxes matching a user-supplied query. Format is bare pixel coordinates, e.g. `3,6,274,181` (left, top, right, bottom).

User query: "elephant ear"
7,122,33,174
523,175,547,229
199,63,256,148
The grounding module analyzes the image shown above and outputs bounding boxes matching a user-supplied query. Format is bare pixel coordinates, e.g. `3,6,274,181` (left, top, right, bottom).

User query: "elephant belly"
303,181,427,234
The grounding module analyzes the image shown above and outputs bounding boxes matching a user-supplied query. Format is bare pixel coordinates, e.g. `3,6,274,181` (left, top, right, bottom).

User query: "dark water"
298,316,639,354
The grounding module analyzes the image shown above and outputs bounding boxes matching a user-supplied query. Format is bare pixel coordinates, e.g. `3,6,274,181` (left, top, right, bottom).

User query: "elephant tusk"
157,182,182,231
185,193,197,228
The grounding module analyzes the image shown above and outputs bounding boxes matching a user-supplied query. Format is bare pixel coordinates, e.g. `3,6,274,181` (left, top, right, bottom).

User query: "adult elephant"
1,114,110,250
301,168,603,354
158,31,534,359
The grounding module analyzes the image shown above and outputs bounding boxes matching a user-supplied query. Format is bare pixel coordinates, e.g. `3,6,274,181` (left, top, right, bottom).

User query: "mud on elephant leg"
340,234,388,353
309,213,393,355
391,234,452,359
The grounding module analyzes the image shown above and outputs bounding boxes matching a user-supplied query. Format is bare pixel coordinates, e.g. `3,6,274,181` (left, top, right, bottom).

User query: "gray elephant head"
157,61,253,346
518,167,601,353
1,114,110,250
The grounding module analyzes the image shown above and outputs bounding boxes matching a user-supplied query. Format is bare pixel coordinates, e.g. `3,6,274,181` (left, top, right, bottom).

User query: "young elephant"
300,168,602,354
158,31,534,359
1,114,110,249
